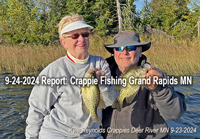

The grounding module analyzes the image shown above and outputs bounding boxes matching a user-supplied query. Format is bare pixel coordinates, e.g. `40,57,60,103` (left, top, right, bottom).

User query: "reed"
0,34,199,76
141,35,200,76
0,45,66,75
88,33,112,58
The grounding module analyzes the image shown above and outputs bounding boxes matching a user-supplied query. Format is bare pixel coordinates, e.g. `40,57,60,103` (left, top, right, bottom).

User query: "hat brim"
104,42,151,54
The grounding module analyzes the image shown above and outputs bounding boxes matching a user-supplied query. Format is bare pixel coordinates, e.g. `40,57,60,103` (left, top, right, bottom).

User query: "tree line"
0,0,199,45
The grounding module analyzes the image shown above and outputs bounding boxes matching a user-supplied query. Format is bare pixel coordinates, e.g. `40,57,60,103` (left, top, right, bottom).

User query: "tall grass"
0,45,66,75
0,34,200,76
140,35,200,76
88,34,113,58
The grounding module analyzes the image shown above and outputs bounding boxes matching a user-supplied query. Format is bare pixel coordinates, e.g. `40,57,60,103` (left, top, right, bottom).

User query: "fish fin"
112,100,122,112
88,66,95,72
112,100,118,109
88,116,102,128
87,119,93,128
80,87,82,94
84,86,88,95
126,93,136,104
98,93,106,110
141,85,145,90
114,85,121,91
80,86,88,95
82,99,90,116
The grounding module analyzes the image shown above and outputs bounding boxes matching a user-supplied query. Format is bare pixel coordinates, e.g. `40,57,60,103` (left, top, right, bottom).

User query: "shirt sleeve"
25,71,61,138
98,58,119,107
150,67,187,120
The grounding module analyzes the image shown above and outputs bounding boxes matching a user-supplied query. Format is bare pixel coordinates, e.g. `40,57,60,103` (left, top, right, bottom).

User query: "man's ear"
140,47,142,57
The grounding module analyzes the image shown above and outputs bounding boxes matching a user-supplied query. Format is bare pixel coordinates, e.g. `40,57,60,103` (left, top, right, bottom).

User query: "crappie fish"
112,66,147,112
81,67,106,128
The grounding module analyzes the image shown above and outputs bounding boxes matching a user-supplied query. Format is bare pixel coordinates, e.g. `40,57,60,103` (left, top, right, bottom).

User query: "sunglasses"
66,32,89,39
115,45,137,52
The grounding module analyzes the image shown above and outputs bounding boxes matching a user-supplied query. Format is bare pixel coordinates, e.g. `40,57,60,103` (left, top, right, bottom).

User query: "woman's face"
60,28,89,59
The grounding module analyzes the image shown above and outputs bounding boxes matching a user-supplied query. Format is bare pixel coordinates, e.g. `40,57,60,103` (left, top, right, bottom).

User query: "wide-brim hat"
104,31,151,54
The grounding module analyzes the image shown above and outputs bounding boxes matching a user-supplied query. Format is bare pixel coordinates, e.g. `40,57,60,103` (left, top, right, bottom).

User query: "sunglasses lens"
115,46,136,52
127,46,136,51
115,46,126,52
70,32,89,39
71,34,79,39
81,32,89,37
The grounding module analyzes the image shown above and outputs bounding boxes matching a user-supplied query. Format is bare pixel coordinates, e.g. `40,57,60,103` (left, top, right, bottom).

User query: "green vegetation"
141,0,200,39
1,0,199,45
0,0,136,44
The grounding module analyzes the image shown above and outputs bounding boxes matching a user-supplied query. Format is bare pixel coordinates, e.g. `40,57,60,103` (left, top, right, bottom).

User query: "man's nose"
122,48,129,54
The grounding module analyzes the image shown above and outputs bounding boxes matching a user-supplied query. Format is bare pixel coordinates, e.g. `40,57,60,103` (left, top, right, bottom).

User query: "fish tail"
88,116,102,128
112,100,122,112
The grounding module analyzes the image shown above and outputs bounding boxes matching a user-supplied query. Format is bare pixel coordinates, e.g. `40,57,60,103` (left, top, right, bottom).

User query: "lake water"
0,73,199,139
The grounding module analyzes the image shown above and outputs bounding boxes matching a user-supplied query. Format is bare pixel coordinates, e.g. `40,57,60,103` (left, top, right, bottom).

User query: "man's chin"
121,63,137,70
119,65,132,70
121,63,132,67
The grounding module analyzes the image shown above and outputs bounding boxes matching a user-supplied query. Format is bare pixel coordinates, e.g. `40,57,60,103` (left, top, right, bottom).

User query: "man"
102,31,186,139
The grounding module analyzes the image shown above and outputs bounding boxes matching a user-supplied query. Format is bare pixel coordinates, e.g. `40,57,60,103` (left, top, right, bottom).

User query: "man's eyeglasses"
66,32,89,39
115,45,137,52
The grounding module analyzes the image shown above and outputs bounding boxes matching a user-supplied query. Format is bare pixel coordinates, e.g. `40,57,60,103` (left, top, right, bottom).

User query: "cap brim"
66,24,93,33
61,21,94,36
104,42,151,54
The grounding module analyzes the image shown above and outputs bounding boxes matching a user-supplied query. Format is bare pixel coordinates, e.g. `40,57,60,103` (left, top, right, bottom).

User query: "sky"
134,0,145,12
133,0,200,12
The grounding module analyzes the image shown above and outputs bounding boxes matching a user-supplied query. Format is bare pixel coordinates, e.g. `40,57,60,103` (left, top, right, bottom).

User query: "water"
0,73,200,139
0,73,31,139
165,75,200,138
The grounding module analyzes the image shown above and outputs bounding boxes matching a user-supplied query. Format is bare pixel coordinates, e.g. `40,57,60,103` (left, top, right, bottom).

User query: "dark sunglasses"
66,32,89,39
115,45,137,52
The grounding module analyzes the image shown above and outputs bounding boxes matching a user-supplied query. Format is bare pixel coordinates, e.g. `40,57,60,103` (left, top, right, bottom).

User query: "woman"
25,13,118,139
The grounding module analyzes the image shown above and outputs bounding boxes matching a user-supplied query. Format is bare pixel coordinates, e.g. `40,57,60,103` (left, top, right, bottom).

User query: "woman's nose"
78,34,85,42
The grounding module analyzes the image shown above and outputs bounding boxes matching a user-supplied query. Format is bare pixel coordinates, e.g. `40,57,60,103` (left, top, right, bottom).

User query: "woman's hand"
95,68,105,84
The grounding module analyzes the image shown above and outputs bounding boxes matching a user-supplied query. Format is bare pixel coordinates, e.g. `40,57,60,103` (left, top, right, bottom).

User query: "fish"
112,66,147,112
80,67,106,128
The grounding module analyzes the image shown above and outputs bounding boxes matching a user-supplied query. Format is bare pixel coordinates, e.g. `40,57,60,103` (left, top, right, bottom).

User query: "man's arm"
147,67,186,120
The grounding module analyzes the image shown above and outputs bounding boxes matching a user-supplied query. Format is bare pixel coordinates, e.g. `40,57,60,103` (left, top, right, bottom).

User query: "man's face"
61,28,89,59
114,46,142,74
